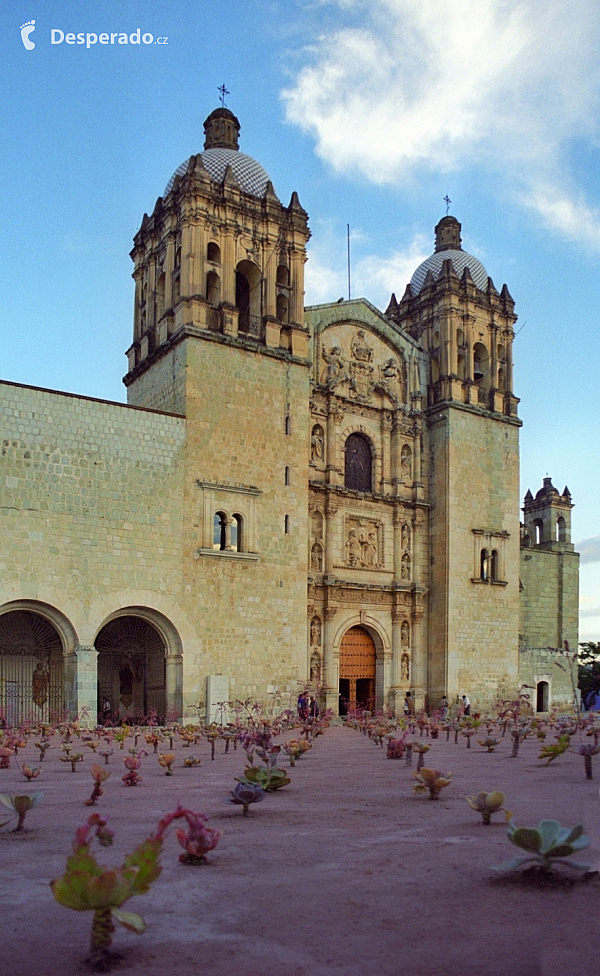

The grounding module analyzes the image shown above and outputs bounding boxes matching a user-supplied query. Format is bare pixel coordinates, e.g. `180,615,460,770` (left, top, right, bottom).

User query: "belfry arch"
95,609,183,723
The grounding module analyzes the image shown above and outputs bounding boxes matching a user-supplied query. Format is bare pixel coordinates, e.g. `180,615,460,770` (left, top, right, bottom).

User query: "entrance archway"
0,610,64,725
339,626,376,715
96,616,166,723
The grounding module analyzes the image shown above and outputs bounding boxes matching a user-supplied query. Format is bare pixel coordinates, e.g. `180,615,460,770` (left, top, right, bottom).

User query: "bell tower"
122,107,312,712
388,215,522,707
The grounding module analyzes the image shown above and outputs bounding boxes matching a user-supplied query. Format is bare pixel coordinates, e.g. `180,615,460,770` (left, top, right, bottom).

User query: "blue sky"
2,0,600,639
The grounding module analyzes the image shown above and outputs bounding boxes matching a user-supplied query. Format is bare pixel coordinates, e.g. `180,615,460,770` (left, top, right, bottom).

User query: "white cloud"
577,536,600,564
283,0,600,246
304,223,428,308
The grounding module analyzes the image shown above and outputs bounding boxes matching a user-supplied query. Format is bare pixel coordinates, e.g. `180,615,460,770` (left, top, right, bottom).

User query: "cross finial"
218,84,230,108
443,194,451,216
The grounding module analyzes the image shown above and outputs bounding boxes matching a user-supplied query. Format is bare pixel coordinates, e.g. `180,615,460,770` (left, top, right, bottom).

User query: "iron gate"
0,611,64,726
96,616,166,723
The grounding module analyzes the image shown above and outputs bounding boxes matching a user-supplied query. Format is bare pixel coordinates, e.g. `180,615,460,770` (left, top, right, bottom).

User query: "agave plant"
412,767,452,800
492,819,590,874
0,792,43,832
50,813,162,971
466,791,511,825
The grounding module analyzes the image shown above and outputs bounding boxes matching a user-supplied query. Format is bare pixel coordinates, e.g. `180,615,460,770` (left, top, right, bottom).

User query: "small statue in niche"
310,616,322,646
323,345,346,387
401,620,410,647
32,661,50,708
351,330,373,363
310,543,323,572
401,653,410,682
401,444,412,480
310,651,322,683
401,523,411,550
401,553,411,580
364,530,378,567
311,425,324,462
346,529,362,567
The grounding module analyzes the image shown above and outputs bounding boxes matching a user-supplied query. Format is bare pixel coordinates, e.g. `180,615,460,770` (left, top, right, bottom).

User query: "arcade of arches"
0,605,181,726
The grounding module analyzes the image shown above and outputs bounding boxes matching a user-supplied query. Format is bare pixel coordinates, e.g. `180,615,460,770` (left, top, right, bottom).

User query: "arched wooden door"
339,626,376,715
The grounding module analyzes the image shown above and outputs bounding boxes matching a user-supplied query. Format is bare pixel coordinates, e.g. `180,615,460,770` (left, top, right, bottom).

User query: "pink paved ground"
2,724,599,976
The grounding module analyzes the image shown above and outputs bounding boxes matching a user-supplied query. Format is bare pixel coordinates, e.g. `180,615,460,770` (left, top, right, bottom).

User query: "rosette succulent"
492,819,590,874
466,791,511,825
227,781,265,816
412,767,452,800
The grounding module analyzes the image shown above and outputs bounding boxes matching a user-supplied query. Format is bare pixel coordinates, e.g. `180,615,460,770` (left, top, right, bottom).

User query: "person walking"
403,691,414,717
440,695,449,720
462,694,471,717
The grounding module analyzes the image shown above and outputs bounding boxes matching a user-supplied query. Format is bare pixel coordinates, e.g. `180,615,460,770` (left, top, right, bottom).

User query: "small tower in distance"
522,477,574,549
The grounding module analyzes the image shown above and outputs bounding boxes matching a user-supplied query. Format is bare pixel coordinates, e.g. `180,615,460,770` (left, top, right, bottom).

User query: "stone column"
323,607,339,713
166,655,183,721
391,412,402,495
324,498,338,575
180,222,192,296
393,509,403,582
164,235,175,311
410,610,426,709
73,646,98,728
133,268,143,342
388,608,403,716
290,250,304,326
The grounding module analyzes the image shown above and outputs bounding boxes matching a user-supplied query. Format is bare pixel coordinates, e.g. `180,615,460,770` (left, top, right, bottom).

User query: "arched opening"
497,366,506,392
232,513,243,553
276,293,289,322
534,520,543,545
154,272,165,323
480,548,489,580
0,610,65,724
236,260,261,336
536,680,549,712
490,549,499,581
557,516,566,542
96,616,166,724
473,343,489,402
206,270,220,307
276,264,290,286
344,433,372,492
213,511,227,550
338,626,376,716
207,241,221,263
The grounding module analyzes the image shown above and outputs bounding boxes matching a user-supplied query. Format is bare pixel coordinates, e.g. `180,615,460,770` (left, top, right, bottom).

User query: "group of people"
297,691,319,720
403,691,471,719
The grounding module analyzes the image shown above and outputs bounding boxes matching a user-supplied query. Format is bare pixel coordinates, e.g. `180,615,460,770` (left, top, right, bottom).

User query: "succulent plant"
227,781,265,816
51,813,162,971
60,752,85,772
411,741,430,771
158,752,176,776
281,739,311,766
239,763,291,792
478,737,501,753
21,763,41,782
575,741,600,779
122,755,142,786
181,755,201,767
538,733,570,765
492,819,590,874
412,767,452,800
157,804,221,865
85,765,111,806
0,792,43,832
466,791,511,825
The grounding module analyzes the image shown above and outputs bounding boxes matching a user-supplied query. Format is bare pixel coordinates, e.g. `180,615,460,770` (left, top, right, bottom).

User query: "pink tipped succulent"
21,764,41,782
85,765,111,806
122,755,142,786
156,805,221,865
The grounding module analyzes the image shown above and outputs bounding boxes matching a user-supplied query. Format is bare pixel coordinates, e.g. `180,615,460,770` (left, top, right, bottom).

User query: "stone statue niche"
311,424,325,463
400,444,412,481
310,650,322,683
310,616,322,646
310,542,323,572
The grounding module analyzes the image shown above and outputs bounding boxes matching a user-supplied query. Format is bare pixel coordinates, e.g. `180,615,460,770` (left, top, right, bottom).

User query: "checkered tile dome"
410,249,488,295
164,148,272,198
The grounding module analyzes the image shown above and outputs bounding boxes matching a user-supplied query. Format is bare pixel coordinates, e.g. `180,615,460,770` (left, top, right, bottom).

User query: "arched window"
490,549,499,580
235,260,261,336
213,512,227,551
206,271,220,307
557,516,566,542
276,264,290,286
345,433,372,492
534,520,543,545
276,293,289,322
207,242,221,263
285,415,291,435
232,514,243,552
480,549,489,580
473,342,489,385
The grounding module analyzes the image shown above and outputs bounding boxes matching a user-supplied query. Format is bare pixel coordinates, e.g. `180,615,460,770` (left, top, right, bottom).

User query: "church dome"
164,107,273,199
410,215,488,295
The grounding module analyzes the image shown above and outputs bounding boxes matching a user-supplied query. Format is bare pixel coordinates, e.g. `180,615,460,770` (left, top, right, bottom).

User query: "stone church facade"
0,108,579,725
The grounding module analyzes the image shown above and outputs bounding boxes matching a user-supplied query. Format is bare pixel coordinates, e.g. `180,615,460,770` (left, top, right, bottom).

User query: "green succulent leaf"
537,820,562,853
491,856,534,873
110,908,146,933
122,836,162,895
510,827,542,853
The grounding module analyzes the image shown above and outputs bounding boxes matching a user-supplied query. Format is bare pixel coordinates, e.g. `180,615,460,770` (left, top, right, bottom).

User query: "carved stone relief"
310,616,322,646
401,620,410,647
401,444,412,481
401,552,411,580
401,523,411,551
310,542,323,572
401,653,410,682
310,424,324,462
344,517,382,568
310,651,322,682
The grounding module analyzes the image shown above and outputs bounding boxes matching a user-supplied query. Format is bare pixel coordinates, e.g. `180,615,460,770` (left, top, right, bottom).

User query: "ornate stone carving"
311,424,324,462
401,652,410,682
401,444,412,480
310,542,323,572
401,620,410,646
323,345,346,389
310,651,322,682
401,553,411,580
344,517,382,568
401,523,411,551
310,616,322,646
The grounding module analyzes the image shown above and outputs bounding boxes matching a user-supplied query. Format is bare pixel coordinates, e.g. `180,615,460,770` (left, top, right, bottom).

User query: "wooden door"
339,626,376,714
